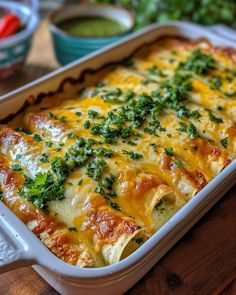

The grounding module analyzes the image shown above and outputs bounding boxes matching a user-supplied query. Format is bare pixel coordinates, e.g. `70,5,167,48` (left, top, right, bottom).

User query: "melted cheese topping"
0,37,235,268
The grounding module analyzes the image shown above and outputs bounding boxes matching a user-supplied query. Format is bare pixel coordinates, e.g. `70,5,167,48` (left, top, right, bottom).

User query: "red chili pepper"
0,13,21,39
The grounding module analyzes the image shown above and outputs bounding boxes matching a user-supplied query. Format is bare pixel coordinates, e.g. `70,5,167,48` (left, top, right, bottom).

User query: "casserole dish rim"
0,20,236,284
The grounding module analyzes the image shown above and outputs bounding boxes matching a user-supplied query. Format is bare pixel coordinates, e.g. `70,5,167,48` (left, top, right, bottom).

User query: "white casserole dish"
0,21,236,295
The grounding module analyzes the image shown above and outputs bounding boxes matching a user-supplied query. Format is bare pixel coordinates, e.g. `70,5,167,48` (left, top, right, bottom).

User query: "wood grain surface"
0,19,235,295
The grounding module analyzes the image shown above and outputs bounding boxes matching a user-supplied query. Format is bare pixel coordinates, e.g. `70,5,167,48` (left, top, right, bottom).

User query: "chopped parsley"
75,111,82,117
67,132,75,139
94,147,113,158
86,158,107,181
127,140,137,146
144,120,160,135
83,120,91,129
19,158,69,211
68,227,77,232
208,76,222,90
177,107,191,119
174,160,185,168
59,116,68,123
147,65,166,77
12,164,23,172
96,81,105,88
15,127,32,135
48,112,58,120
0,192,4,200
75,112,82,117
123,59,135,68
100,174,116,189
95,186,117,199
177,122,188,132
46,141,53,148
206,109,224,123
154,199,164,210
77,179,83,185
109,201,121,211
122,150,143,160
164,147,174,156
224,91,236,98
221,137,228,149
134,237,144,244
34,133,43,142
188,122,198,139
178,50,216,75
40,153,49,163
88,109,99,119
191,110,201,119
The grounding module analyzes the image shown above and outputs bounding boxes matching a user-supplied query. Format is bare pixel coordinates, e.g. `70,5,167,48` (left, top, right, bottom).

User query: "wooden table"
0,20,236,295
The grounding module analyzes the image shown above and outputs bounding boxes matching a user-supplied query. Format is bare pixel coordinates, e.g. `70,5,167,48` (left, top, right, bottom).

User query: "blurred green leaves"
91,0,236,28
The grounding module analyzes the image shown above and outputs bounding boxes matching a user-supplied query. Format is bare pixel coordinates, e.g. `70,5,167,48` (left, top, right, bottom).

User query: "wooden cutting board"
0,20,235,295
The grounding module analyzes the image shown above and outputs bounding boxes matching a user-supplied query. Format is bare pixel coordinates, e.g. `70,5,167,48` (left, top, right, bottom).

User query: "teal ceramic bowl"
48,4,134,65
0,0,39,80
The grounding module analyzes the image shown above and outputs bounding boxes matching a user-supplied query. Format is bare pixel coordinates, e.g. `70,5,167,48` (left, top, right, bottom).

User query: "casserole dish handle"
0,203,36,274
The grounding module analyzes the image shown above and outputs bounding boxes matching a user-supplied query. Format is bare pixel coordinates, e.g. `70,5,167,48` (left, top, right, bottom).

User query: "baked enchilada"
0,37,235,267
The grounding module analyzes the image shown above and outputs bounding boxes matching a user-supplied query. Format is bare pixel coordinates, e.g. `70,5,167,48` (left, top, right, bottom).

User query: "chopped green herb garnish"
68,227,77,232
134,237,144,244
48,112,58,120
188,122,198,139
177,122,188,132
94,147,113,158
164,147,174,156
88,109,99,119
96,81,105,88
15,127,32,135
59,116,68,123
86,158,107,181
191,110,201,119
224,91,236,98
16,154,22,160
84,120,91,129
75,111,82,117
208,76,222,90
34,134,43,142
123,59,134,68
144,120,160,135
96,186,116,198
147,64,166,77
67,132,75,139
0,192,4,200
221,137,228,149
100,174,116,189
217,105,223,111
178,50,216,75
101,88,122,102
122,150,143,160
46,141,53,148
78,179,83,185
155,199,163,210
109,201,121,211
40,153,49,163
174,160,185,168
206,109,224,123
19,158,68,211
177,107,191,119
127,140,137,146
12,164,23,172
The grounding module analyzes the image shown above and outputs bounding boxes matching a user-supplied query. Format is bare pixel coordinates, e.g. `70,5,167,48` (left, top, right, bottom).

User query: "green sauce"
58,16,127,38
